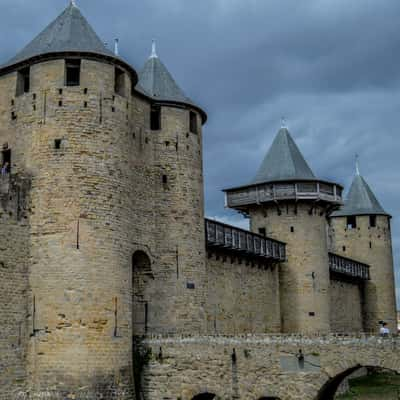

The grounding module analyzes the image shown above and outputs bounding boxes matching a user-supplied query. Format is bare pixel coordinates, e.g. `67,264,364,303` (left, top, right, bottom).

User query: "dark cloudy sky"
1,0,399,306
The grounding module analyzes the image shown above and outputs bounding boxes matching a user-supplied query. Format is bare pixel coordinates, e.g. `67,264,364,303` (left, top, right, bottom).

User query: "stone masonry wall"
0,177,30,400
249,202,331,334
205,254,280,334
138,335,400,400
329,215,397,333
329,280,363,333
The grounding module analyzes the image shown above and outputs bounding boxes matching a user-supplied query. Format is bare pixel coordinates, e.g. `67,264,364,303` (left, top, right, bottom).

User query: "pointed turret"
331,174,389,217
0,3,136,81
253,127,316,184
136,42,207,122
225,126,342,212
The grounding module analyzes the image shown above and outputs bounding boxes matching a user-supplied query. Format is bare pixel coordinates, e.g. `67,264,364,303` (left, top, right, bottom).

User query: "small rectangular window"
1,148,11,174
16,67,30,96
189,111,198,134
258,228,266,237
65,59,81,86
347,215,357,229
150,106,161,130
54,139,62,149
369,215,376,228
114,67,126,96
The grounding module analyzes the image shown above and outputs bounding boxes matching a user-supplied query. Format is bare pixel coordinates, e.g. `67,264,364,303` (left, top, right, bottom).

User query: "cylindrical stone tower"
136,43,208,334
329,173,397,333
0,3,149,398
224,127,343,334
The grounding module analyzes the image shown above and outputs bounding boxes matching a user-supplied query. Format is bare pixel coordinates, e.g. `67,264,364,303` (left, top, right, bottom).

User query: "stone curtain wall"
206,255,281,334
329,280,363,333
139,335,400,400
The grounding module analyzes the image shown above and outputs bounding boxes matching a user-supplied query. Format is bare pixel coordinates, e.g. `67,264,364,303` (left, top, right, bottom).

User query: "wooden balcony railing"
224,180,343,211
205,218,286,262
329,253,370,281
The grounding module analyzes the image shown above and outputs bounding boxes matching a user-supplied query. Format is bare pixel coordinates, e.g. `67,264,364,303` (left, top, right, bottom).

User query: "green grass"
336,373,400,399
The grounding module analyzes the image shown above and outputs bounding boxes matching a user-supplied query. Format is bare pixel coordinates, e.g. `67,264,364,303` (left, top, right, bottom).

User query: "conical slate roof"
3,3,114,68
252,127,316,184
136,43,207,122
331,174,389,217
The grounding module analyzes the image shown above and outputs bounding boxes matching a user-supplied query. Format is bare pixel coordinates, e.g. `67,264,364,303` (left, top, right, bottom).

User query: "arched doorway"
132,250,153,335
192,393,216,400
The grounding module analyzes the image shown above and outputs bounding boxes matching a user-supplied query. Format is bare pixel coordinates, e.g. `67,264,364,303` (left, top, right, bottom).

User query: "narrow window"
342,246,346,252
162,175,168,184
346,215,357,229
2,148,11,174
65,59,81,86
369,241,372,249
189,111,198,134
150,106,161,130
290,226,294,233
258,228,266,237
16,67,30,96
54,139,62,150
114,67,125,96
369,215,376,228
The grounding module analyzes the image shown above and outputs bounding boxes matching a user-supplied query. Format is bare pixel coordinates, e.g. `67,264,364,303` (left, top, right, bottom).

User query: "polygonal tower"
224,126,343,334
0,2,207,398
329,169,397,333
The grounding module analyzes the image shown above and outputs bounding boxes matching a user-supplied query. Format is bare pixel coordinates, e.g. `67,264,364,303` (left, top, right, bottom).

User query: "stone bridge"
138,335,400,400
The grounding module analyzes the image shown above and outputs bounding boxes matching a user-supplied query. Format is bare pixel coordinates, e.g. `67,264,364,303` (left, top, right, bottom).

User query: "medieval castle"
0,3,397,400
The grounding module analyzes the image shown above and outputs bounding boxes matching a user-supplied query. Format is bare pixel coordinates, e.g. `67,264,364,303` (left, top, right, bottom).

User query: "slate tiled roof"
252,127,316,184
136,46,207,122
2,3,115,70
331,174,389,217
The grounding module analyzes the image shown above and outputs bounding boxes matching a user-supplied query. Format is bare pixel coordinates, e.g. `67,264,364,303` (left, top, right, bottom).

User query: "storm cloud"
1,0,399,305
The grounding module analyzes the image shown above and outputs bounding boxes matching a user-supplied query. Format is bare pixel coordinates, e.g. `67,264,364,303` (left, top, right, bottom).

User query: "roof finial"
114,38,119,56
281,116,287,129
150,39,158,59
355,154,360,175
70,0,77,7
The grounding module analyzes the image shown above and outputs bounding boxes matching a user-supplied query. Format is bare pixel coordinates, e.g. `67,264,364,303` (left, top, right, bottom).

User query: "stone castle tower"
0,3,207,397
329,171,397,332
0,3,397,400
224,127,343,334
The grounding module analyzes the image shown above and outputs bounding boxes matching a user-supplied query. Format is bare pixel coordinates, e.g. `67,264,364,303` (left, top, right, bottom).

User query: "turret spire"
355,154,360,176
150,39,158,59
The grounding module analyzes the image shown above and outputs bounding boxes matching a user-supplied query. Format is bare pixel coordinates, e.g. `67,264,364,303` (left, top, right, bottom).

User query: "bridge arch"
316,364,400,400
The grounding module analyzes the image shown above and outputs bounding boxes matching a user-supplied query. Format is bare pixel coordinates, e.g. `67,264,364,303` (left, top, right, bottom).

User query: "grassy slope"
336,373,400,399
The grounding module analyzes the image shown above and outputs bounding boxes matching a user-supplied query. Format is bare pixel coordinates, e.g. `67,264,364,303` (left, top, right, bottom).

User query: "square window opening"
258,228,266,237
347,215,357,229
189,111,198,134
151,106,161,131
16,67,30,96
114,67,126,96
65,59,81,86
